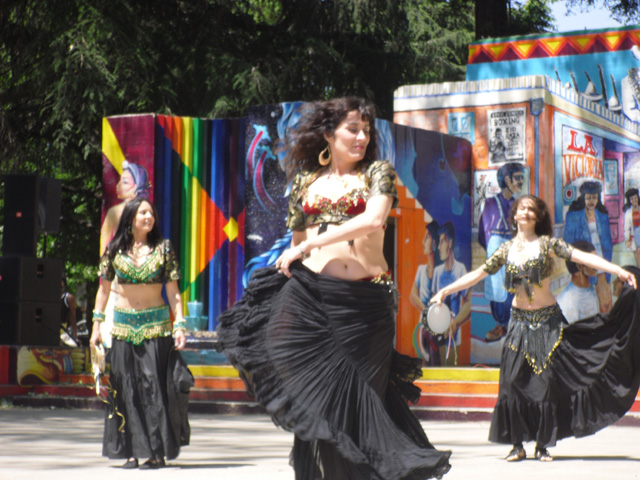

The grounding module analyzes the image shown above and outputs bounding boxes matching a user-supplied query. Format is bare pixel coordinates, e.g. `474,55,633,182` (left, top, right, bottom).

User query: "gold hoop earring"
318,145,331,166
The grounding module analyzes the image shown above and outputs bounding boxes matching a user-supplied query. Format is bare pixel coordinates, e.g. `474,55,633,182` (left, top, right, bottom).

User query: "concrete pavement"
1,407,639,479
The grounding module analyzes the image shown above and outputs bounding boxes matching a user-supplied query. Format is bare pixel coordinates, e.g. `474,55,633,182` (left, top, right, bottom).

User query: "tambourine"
421,303,452,334
91,343,106,394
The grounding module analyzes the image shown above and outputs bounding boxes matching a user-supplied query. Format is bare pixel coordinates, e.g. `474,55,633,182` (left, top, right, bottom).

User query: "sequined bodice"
99,239,181,285
302,189,368,219
483,236,573,301
286,160,398,231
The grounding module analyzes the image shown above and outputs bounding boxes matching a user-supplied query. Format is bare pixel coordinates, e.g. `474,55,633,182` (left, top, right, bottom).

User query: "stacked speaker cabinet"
0,174,63,346
3,174,39,257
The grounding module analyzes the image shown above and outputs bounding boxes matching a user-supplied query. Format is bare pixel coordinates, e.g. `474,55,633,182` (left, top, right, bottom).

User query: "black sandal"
535,446,553,462
139,458,166,470
505,445,526,462
122,458,138,469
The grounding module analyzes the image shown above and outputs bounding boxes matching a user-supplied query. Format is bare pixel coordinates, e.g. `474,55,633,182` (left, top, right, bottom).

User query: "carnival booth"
394,26,640,365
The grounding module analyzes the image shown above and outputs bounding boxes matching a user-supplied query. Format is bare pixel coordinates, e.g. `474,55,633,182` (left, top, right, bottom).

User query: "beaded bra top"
286,159,398,231
483,235,573,301
99,238,181,285
302,189,367,218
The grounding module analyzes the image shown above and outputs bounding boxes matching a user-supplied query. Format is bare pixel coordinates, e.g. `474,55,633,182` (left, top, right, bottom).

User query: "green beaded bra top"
99,239,181,285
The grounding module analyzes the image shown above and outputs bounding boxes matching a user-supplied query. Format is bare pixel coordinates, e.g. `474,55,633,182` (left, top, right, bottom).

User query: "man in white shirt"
556,241,599,324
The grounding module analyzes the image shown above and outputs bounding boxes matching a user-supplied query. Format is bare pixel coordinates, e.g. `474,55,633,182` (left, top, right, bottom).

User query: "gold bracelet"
92,309,106,322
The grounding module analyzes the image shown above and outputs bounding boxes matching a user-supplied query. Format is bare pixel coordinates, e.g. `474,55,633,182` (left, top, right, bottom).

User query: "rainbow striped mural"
102,115,246,329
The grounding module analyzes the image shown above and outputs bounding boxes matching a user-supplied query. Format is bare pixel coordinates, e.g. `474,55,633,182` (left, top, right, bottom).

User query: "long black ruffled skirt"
103,335,192,460
489,285,640,447
216,262,451,480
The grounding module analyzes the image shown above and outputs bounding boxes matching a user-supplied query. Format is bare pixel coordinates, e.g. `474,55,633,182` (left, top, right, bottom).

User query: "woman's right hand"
276,241,309,278
90,327,102,350
430,289,447,306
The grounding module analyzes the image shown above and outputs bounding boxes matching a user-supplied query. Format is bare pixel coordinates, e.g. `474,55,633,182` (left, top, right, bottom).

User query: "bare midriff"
511,277,557,310
114,283,166,310
301,223,388,281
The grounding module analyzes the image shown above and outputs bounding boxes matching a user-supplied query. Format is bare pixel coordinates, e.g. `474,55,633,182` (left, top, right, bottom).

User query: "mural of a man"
621,46,640,123
556,241,599,324
563,181,613,313
410,221,441,365
432,222,471,366
478,162,524,342
489,127,507,164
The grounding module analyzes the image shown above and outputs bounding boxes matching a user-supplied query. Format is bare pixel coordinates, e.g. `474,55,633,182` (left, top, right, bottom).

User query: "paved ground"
1,407,639,479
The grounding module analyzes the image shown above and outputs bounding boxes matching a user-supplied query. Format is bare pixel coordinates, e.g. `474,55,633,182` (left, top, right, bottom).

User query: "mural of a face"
325,111,371,165
631,194,639,208
505,171,524,195
612,276,625,297
580,264,598,278
438,233,452,262
423,230,433,255
116,169,136,201
584,193,599,212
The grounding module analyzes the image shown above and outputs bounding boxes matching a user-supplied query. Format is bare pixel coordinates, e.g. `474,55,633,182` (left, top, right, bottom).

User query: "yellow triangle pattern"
541,39,564,55
487,44,507,60
512,41,536,58
468,45,481,62
572,36,594,51
602,32,624,50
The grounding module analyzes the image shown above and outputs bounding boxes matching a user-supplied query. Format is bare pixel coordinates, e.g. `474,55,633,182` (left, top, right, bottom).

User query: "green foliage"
0,0,554,303
565,0,640,24
510,0,556,34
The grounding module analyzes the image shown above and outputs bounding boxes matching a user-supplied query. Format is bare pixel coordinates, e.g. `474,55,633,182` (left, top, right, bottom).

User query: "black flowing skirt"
216,262,451,480
489,285,640,447
103,335,193,460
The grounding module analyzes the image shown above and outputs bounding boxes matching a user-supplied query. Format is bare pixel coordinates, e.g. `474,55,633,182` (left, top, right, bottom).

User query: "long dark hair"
279,97,378,182
509,194,553,237
105,197,162,260
623,188,639,212
568,181,608,214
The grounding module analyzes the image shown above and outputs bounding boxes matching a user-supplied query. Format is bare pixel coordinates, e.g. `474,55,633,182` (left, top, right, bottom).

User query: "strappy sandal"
535,447,553,462
122,458,138,469
505,446,526,462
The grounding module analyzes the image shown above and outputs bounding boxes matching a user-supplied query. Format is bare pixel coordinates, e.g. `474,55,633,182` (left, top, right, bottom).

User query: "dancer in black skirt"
90,197,193,469
431,194,639,462
217,97,451,479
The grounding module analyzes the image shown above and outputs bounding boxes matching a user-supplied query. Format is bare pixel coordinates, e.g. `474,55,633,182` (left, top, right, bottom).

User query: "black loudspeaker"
3,174,39,256
0,257,62,303
0,301,60,346
38,178,62,234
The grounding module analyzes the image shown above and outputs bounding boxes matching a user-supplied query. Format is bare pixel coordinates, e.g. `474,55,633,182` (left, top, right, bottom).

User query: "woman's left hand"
619,268,638,290
275,243,308,278
174,329,186,350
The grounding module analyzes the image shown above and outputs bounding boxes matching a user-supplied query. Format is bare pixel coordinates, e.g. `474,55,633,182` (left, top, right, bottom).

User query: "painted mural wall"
394,25,640,366
101,105,472,361
101,115,246,330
